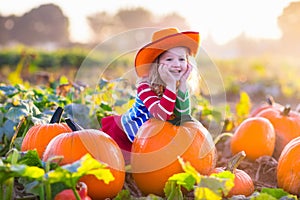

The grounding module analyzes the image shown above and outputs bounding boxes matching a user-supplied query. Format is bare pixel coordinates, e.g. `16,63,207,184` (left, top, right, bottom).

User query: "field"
1,48,300,199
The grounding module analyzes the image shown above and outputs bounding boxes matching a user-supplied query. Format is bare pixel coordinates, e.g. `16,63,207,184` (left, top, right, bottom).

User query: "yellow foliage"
235,91,252,124
114,99,135,114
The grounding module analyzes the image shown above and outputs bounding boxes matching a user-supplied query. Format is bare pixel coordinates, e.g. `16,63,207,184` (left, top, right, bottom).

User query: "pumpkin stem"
65,118,83,131
226,151,246,172
281,104,291,116
266,95,275,106
168,114,194,126
213,132,233,145
50,106,64,124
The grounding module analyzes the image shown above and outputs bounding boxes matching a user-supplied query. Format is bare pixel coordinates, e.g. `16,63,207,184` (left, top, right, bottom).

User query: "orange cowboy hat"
134,27,200,77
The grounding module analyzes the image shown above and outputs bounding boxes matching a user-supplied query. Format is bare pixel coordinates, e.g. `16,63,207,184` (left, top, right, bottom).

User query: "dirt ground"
214,136,278,190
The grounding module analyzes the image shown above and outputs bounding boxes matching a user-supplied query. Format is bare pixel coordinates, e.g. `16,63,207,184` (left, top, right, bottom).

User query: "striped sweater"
121,81,190,142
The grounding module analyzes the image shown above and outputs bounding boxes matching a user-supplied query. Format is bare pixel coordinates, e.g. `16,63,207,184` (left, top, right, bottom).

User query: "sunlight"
0,0,295,44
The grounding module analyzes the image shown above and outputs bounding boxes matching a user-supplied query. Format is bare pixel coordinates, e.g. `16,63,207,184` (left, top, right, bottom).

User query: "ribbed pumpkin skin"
257,107,300,159
131,118,217,196
277,136,300,195
230,117,275,161
42,129,125,200
212,167,254,197
21,123,71,158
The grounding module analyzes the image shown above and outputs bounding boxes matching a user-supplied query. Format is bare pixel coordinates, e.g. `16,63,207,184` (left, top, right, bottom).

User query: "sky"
0,0,298,45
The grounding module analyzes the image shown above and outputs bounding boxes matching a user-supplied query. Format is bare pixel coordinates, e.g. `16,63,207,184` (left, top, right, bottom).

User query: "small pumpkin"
257,104,300,159
249,95,283,117
131,115,217,196
21,106,72,158
54,182,91,200
211,151,254,197
277,136,300,195
43,118,125,200
230,117,275,161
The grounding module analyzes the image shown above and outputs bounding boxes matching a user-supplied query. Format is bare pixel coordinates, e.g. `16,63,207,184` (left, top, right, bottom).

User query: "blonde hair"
148,59,166,87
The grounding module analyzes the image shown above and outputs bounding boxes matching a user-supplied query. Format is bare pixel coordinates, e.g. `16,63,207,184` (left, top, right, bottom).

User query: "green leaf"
212,172,235,195
114,190,131,200
167,173,196,191
164,180,184,200
12,165,45,179
100,102,113,111
194,187,222,200
198,175,234,197
0,112,4,126
0,85,18,97
3,119,16,140
0,164,45,183
47,154,114,188
5,106,28,122
260,187,298,199
18,150,43,168
250,192,277,200
178,156,201,183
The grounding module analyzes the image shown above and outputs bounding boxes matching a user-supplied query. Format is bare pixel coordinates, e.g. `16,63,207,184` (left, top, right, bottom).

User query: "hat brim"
135,31,200,77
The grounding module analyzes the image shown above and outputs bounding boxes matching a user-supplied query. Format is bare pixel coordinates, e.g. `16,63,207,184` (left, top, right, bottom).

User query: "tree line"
0,4,189,46
0,2,299,57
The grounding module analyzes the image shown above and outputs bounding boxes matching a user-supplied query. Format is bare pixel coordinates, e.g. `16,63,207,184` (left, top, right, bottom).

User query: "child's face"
158,47,188,81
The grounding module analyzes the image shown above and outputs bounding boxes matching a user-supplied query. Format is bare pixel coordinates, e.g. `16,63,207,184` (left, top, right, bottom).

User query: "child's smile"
158,47,188,81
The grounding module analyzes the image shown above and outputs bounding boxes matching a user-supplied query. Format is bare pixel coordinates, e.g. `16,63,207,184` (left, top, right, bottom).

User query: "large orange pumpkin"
230,117,275,161
42,119,125,200
277,136,300,195
21,107,72,158
249,95,283,117
257,105,300,159
211,151,254,197
131,115,217,196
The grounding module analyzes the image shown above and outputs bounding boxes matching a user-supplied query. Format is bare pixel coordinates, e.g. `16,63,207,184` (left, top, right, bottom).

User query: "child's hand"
181,63,193,82
158,64,177,91
178,63,193,92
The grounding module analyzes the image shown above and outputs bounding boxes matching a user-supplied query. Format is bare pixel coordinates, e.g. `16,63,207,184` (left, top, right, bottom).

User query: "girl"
101,28,200,161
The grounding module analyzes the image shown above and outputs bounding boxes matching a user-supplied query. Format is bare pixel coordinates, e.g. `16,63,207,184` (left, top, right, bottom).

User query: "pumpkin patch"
2,73,300,199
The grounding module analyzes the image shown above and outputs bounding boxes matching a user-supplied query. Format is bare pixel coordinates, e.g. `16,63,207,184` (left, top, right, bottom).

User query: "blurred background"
0,0,300,106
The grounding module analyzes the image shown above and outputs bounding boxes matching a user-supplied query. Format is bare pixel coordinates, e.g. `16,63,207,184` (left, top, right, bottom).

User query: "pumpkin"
131,115,217,196
54,182,91,200
43,118,125,200
230,117,275,161
257,104,300,159
249,95,283,117
21,106,72,158
211,151,254,197
277,136,300,195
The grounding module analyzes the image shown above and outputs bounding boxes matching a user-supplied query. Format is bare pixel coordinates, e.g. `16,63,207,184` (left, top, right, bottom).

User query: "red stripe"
137,83,176,120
